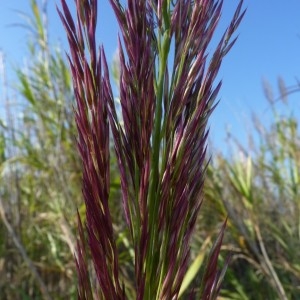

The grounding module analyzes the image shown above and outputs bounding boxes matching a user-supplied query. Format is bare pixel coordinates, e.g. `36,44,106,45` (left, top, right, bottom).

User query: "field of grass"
0,1,299,299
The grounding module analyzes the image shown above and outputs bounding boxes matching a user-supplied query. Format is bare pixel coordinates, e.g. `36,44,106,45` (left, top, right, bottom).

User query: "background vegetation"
0,1,299,299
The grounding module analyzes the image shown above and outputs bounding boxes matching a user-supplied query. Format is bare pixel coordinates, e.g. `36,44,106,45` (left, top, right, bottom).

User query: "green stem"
144,2,172,298
146,26,171,300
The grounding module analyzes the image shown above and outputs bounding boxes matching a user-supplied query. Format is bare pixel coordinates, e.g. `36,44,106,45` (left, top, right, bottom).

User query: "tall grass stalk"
58,0,245,298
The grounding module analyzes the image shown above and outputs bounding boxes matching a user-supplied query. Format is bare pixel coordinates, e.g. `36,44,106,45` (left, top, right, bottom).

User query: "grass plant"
2,1,300,300
58,0,244,298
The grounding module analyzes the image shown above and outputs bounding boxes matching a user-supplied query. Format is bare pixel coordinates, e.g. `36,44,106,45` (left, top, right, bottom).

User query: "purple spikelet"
200,219,231,299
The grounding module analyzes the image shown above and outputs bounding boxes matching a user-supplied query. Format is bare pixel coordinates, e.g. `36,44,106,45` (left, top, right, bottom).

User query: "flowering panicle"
107,1,156,298
58,0,124,299
59,0,245,299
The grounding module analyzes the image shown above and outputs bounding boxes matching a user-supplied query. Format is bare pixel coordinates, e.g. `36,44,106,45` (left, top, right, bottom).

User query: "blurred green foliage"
0,1,80,298
203,97,300,299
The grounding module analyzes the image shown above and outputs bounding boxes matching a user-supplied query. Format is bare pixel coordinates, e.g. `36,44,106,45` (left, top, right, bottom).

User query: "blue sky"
1,1,300,153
